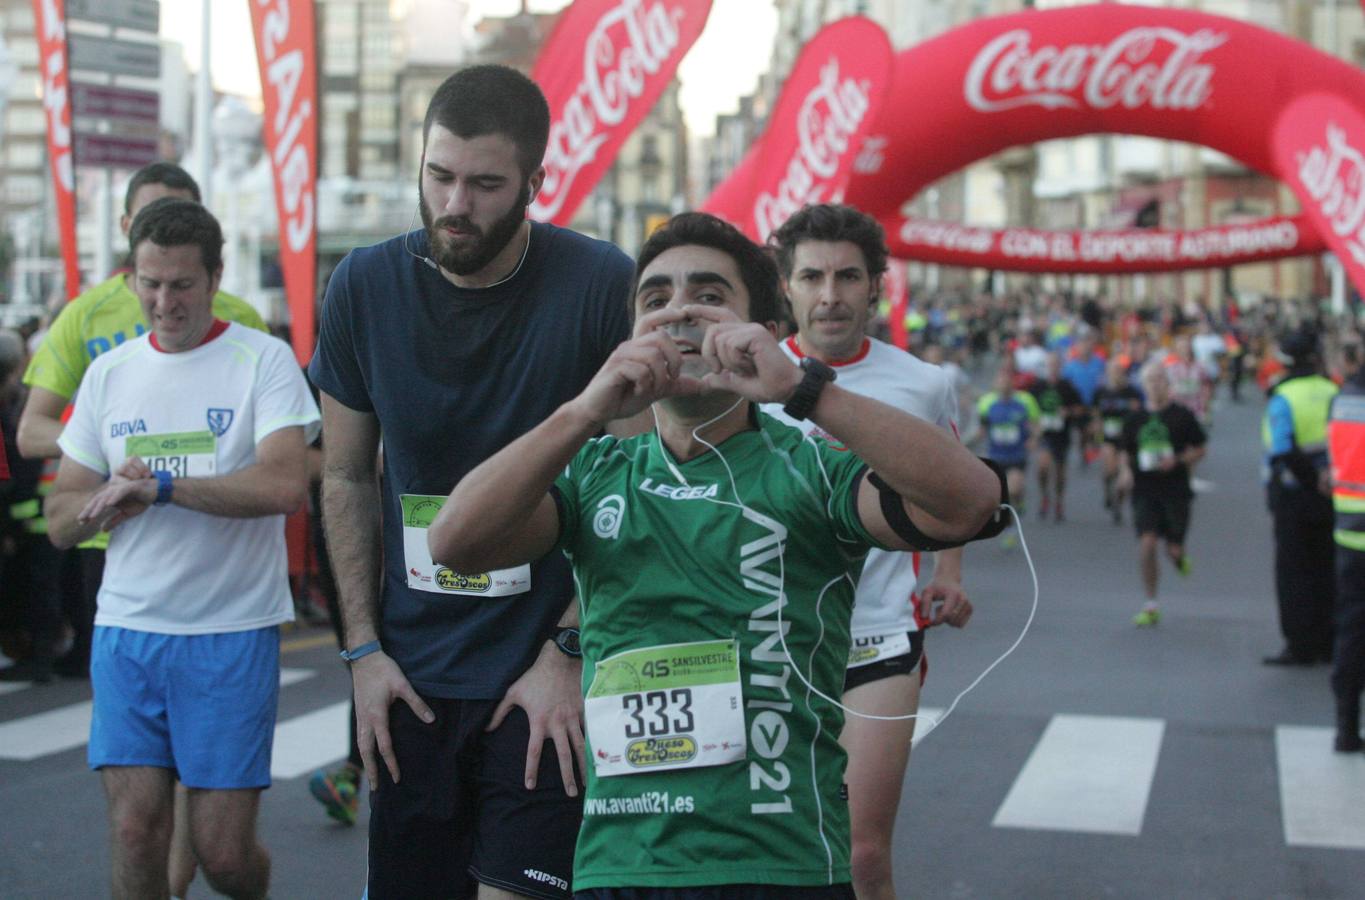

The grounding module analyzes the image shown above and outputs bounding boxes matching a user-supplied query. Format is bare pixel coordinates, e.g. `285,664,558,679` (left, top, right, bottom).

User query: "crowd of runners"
1,62,1363,900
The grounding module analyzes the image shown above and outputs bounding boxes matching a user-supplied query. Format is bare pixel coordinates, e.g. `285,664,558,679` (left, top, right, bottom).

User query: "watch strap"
782,357,836,421
152,469,174,506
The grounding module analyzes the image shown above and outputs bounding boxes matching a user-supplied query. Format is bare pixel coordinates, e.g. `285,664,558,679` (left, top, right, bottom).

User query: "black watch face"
558,629,581,655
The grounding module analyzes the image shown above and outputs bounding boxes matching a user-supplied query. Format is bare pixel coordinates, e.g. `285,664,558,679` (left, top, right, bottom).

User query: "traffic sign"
68,34,160,80
72,83,159,125
74,133,159,169
66,0,160,33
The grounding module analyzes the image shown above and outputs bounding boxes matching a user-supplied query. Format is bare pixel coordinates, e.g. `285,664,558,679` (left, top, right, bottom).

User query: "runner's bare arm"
430,320,698,574
16,385,69,460
45,455,118,549
319,392,434,789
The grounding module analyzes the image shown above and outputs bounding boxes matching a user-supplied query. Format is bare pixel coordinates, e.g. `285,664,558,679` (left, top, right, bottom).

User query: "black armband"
867,457,1012,547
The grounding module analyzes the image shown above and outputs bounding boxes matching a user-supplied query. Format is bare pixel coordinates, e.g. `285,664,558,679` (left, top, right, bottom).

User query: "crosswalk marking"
1276,725,1365,850
910,705,946,745
992,714,1165,836
271,701,350,779
0,700,94,761
0,669,317,764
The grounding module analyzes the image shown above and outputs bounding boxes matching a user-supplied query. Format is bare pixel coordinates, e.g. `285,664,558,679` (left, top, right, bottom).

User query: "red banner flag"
703,17,893,242
884,213,1326,275
530,0,713,225
249,0,318,366
32,0,79,299
1274,93,1365,297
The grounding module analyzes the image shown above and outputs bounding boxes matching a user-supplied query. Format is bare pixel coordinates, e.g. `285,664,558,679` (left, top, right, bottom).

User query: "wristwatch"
551,627,582,658
782,357,837,421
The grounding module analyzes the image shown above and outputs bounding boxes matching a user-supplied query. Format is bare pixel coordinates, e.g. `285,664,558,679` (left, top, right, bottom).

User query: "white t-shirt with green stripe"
59,323,320,634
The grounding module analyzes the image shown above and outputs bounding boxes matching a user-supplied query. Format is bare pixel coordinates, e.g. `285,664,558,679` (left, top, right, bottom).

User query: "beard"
419,180,530,277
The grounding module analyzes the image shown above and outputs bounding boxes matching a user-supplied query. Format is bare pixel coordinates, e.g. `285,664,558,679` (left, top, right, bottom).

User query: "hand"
572,310,705,425
1158,455,1178,472
1116,468,1134,493
350,651,435,789
687,305,801,402
76,461,156,530
922,579,972,628
487,639,586,796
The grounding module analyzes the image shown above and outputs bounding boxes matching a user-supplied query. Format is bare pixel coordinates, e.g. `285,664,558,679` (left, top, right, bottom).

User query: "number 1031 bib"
586,639,746,777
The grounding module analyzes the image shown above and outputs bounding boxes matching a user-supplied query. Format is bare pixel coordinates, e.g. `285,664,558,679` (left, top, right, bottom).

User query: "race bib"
848,630,912,669
1103,418,1124,439
586,639,746,778
400,494,531,596
1039,413,1065,433
127,431,216,478
1137,444,1174,472
990,423,1021,446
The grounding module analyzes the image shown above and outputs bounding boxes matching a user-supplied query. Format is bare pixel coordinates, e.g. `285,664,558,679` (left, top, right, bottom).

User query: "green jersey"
553,410,889,890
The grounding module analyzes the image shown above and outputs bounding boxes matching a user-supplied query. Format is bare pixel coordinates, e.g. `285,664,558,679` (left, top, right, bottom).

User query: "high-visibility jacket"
1329,373,1365,552
1263,372,1339,488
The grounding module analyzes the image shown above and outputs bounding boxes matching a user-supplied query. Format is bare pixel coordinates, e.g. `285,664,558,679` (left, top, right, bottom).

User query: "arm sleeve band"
866,457,1011,548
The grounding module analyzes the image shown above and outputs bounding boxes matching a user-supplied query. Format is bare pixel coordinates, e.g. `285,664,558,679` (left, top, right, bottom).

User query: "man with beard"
308,65,634,899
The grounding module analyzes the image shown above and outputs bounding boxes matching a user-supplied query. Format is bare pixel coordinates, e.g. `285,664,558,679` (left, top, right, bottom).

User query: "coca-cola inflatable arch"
705,6,1365,292
839,4,1365,291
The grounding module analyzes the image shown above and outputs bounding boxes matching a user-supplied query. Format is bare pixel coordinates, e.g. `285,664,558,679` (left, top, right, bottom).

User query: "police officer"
1262,330,1339,666
1328,343,1365,752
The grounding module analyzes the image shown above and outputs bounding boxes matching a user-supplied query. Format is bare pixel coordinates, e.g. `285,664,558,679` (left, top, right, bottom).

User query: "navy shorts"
365,698,582,900
1133,491,1192,544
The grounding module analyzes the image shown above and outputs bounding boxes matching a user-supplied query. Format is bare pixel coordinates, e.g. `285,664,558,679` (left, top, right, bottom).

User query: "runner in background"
1030,352,1084,522
1093,357,1145,525
978,364,1039,548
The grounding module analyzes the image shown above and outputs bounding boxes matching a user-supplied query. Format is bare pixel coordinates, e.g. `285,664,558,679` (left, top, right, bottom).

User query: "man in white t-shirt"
45,198,320,900
767,204,971,900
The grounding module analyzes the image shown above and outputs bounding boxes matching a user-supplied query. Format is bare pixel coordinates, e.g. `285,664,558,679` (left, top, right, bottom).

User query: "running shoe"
1176,555,1193,576
1000,532,1018,551
309,765,360,825
1132,607,1161,627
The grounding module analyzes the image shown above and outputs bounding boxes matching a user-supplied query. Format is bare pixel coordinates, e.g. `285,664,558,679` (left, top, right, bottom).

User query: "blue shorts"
89,625,280,789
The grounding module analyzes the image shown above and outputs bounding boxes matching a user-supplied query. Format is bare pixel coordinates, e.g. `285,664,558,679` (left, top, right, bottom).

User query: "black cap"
1279,329,1319,364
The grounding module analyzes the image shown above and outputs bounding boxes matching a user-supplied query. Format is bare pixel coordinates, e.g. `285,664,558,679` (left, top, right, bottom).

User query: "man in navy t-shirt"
309,65,633,900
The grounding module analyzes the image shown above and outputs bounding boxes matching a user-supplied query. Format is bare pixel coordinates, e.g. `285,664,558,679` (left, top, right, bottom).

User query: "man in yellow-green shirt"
14,162,266,679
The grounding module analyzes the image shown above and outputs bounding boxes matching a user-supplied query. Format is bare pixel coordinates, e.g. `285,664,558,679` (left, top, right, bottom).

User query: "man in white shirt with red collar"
766,203,970,900
45,198,319,900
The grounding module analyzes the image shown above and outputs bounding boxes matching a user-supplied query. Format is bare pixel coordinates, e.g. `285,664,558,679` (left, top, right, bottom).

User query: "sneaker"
1175,555,1192,576
1000,532,1018,551
309,765,360,825
1039,498,1050,520
1132,607,1161,627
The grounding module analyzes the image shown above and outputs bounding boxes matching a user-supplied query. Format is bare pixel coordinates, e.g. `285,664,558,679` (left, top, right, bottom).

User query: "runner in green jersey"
427,213,1002,897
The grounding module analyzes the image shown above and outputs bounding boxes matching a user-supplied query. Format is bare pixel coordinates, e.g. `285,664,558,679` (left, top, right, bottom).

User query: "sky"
159,0,777,138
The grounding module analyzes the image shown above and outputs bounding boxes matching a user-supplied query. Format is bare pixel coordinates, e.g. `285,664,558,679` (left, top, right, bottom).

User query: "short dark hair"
635,213,782,326
129,197,224,276
423,65,550,177
123,162,200,215
768,203,889,285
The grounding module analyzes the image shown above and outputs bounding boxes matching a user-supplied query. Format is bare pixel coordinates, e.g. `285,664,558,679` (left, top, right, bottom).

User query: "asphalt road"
2,388,1362,899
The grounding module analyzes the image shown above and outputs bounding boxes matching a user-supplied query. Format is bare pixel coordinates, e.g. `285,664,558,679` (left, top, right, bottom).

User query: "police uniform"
1262,340,1339,666
1328,366,1365,751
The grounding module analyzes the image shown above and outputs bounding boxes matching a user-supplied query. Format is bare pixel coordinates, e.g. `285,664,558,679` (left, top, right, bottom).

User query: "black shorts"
1039,431,1070,460
366,697,582,900
842,631,925,693
1132,491,1192,544
577,884,856,900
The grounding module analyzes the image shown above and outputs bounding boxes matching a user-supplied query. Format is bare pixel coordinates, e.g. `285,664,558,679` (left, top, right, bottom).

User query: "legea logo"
1296,123,1365,268
753,58,871,240
533,0,688,221
964,27,1226,113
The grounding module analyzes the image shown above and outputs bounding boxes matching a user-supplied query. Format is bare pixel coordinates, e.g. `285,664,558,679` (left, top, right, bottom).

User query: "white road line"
270,701,350,780
910,705,946,745
0,701,93,761
0,669,319,763
1276,725,1365,849
992,714,1165,836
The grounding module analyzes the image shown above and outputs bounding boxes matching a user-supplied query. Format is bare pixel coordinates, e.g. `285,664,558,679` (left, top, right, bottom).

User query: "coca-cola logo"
964,27,1226,113
753,59,871,239
1297,123,1365,266
533,0,688,221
